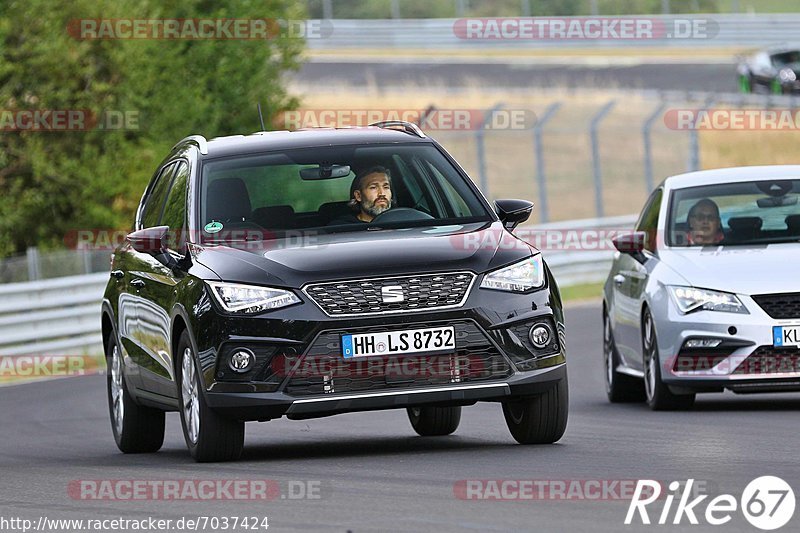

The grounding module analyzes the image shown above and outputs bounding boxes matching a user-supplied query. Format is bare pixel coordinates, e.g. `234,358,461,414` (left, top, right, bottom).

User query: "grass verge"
560,281,605,303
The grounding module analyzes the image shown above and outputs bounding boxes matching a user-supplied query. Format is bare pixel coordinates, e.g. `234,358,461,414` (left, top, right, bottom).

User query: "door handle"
110,270,124,279
131,279,146,289
613,274,625,286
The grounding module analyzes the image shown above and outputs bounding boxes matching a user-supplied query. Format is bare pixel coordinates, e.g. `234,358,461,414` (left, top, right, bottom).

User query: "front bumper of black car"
205,363,566,421
189,273,566,421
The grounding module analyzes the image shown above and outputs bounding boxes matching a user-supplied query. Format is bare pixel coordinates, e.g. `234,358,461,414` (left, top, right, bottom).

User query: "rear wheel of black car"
642,309,695,411
502,377,568,444
407,406,461,436
177,331,245,462
106,335,165,453
604,310,645,403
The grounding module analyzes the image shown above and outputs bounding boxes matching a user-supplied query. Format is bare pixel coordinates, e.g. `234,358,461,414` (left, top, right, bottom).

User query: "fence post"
533,102,562,223
26,247,40,281
642,101,666,193
83,249,92,274
475,103,504,199
590,100,616,218
688,96,714,172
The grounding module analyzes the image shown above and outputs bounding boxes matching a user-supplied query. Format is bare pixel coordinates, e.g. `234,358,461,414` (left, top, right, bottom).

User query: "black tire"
502,376,568,444
106,335,165,453
603,310,645,403
407,405,461,436
177,330,245,462
642,309,695,411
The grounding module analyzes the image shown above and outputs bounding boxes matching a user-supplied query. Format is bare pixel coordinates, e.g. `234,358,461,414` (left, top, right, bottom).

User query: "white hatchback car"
603,166,800,410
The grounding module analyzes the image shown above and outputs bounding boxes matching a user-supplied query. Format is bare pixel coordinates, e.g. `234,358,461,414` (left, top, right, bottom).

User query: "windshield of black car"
198,143,492,242
667,180,800,247
771,51,800,68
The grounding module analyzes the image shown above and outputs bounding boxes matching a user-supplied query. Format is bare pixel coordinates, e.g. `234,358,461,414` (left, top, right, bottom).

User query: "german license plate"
773,325,800,347
341,326,456,358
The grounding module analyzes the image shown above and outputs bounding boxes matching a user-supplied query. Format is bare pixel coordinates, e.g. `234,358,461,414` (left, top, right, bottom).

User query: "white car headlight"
206,281,301,313
668,286,748,314
480,255,545,292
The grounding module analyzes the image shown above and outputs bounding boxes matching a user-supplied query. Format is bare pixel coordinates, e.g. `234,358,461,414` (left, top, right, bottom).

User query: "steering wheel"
370,207,435,224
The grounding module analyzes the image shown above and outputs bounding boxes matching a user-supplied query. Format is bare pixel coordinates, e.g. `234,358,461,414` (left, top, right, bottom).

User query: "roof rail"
369,121,426,138
172,134,208,155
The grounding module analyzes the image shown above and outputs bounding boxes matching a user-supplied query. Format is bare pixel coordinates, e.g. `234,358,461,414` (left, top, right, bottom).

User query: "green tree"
0,0,304,257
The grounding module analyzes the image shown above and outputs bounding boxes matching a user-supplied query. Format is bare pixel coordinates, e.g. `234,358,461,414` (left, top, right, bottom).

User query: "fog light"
529,324,551,349
684,338,722,349
229,349,255,373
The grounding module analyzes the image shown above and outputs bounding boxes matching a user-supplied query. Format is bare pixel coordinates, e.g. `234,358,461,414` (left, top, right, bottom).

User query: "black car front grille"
282,321,513,396
752,292,800,319
303,272,475,317
733,346,800,375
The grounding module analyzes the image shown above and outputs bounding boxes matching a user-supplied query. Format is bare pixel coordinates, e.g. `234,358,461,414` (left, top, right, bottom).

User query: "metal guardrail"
524,213,638,286
0,216,636,358
307,15,800,50
0,273,108,357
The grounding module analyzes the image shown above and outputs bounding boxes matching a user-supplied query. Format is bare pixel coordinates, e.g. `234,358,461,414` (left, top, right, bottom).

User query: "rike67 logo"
626,477,795,530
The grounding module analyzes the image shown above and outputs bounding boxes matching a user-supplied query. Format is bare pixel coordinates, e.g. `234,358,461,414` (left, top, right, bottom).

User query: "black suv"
101,121,568,461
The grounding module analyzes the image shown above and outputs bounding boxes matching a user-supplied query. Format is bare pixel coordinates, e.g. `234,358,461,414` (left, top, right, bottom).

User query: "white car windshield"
668,180,800,246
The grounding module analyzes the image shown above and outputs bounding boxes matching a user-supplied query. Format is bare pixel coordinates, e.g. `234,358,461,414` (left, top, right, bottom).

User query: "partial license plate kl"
773,325,800,347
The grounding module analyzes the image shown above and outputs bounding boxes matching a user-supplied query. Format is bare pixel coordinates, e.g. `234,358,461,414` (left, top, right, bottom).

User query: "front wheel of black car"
642,310,695,411
177,331,245,462
502,377,568,444
106,336,165,453
407,406,461,436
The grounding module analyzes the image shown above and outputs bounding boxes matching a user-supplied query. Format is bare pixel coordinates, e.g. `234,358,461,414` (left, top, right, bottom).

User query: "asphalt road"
295,61,738,93
1,304,799,532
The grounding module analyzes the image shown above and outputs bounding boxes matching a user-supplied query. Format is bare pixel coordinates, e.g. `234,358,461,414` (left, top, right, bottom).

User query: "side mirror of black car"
495,199,533,231
128,226,170,255
128,225,188,270
612,231,647,258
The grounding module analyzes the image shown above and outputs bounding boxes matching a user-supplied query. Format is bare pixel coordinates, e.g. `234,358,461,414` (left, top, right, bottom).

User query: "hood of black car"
193,222,536,287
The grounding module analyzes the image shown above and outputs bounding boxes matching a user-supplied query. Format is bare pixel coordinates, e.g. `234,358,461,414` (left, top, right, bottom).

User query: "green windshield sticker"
204,221,223,234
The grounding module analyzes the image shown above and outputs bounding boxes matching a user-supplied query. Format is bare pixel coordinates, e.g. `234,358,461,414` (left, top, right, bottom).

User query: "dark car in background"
737,44,800,94
101,122,568,461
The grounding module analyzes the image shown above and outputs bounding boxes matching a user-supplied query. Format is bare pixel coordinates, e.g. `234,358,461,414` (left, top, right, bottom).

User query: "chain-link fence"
0,248,110,284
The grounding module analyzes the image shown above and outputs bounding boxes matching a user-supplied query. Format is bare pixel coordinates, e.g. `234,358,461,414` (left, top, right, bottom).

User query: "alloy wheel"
110,345,124,435
603,314,614,394
642,313,657,401
181,347,200,444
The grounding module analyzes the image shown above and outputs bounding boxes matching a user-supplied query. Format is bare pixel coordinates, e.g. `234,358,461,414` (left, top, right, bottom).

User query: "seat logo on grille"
381,285,404,303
